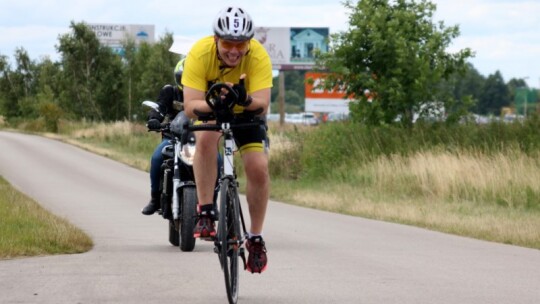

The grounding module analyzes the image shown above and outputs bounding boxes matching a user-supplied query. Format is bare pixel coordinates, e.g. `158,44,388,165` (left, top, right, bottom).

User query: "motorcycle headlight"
179,143,196,165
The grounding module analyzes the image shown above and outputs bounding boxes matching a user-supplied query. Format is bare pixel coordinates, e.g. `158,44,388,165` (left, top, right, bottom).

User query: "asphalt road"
0,130,539,304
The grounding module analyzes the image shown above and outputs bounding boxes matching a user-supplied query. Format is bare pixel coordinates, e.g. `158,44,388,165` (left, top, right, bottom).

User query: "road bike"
185,83,265,303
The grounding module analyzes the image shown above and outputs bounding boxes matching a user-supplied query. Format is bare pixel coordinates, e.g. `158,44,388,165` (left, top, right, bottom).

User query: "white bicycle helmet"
213,6,255,41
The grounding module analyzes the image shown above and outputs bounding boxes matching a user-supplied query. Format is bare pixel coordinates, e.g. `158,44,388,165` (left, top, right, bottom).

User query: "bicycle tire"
218,177,241,304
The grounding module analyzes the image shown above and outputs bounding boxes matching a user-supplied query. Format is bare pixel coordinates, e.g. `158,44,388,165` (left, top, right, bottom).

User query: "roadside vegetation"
0,177,93,259
4,117,539,250
269,119,540,249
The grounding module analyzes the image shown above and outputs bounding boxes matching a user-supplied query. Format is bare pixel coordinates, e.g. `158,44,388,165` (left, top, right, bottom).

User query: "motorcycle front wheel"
169,220,179,246
179,186,197,252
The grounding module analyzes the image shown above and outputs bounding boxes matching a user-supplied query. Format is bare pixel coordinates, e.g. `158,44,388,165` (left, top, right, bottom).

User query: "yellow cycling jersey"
182,36,273,94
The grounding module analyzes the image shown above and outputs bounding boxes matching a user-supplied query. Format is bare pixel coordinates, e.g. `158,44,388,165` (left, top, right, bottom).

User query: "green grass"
0,177,93,259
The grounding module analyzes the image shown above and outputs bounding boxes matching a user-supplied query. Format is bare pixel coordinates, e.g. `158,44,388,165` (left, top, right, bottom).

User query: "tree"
34,57,64,116
93,46,125,121
56,21,126,121
435,63,484,122
448,63,485,103
507,77,529,111
317,0,473,126
137,32,179,100
477,71,510,115
14,48,35,99
57,21,104,119
0,54,19,118
0,48,39,118
121,38,138,120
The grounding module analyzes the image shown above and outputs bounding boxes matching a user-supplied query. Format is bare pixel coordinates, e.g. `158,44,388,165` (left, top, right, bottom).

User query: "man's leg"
243,151,270,273
242,151,269,235
193,130,220,238
142,139,169,215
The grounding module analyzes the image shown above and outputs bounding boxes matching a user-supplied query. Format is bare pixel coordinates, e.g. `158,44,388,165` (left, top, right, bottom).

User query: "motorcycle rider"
141,59,186,215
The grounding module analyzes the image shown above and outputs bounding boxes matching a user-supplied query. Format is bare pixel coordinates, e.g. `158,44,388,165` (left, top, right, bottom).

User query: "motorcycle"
142,101,198,252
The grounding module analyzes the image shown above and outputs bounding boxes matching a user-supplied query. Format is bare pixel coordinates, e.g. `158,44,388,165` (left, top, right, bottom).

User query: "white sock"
248,232,262,239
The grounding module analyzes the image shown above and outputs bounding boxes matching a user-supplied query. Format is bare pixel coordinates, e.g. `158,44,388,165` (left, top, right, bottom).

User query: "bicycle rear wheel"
218,177,241,304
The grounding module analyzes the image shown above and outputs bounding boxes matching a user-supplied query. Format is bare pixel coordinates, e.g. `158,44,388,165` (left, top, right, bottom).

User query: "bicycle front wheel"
218,177,241,304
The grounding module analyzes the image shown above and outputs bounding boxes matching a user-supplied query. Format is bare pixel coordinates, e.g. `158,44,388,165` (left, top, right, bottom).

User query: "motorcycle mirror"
142,100,160,111
142,100,164,118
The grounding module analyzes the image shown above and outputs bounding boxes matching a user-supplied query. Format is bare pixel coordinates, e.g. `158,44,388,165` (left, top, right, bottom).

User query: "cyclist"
142,59,186,215
182,6,272,273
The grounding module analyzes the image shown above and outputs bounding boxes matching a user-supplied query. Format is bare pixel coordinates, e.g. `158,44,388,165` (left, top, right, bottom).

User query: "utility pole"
523,76,530,118
279,70,285,127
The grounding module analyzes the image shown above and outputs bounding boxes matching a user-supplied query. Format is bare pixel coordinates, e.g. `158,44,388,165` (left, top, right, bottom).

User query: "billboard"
254,27,329,70
305,72,352,113
89,23,155,53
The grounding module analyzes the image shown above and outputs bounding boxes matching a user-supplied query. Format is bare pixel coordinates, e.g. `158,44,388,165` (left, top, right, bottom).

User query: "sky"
1,0,539,88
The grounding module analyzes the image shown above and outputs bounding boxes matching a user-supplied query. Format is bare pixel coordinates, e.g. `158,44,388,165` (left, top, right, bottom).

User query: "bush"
298,119,540,181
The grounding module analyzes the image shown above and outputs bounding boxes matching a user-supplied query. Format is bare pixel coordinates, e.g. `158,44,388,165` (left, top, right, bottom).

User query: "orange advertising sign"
305,72,352,113
305,72,348,99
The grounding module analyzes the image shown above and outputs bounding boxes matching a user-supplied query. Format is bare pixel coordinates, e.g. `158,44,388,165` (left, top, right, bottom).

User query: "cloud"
0,25,69,60
434,0,540,85
435,0,540,33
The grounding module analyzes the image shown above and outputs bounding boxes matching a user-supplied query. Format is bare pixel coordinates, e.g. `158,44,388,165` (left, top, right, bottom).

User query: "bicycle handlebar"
205,83,236,110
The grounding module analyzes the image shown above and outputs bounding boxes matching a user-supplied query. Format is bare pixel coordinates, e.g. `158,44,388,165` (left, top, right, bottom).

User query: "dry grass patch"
69,120,136,139
270,147,540,249
368,149,540,209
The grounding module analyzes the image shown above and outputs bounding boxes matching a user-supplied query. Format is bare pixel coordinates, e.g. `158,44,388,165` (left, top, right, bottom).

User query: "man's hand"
146,119,161,130
232,76,252,107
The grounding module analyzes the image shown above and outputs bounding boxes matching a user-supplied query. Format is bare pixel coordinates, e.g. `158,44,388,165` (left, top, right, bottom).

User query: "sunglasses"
218,39,250,52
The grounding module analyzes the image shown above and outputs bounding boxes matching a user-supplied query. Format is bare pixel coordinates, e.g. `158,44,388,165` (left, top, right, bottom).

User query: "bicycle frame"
222,123,235,178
